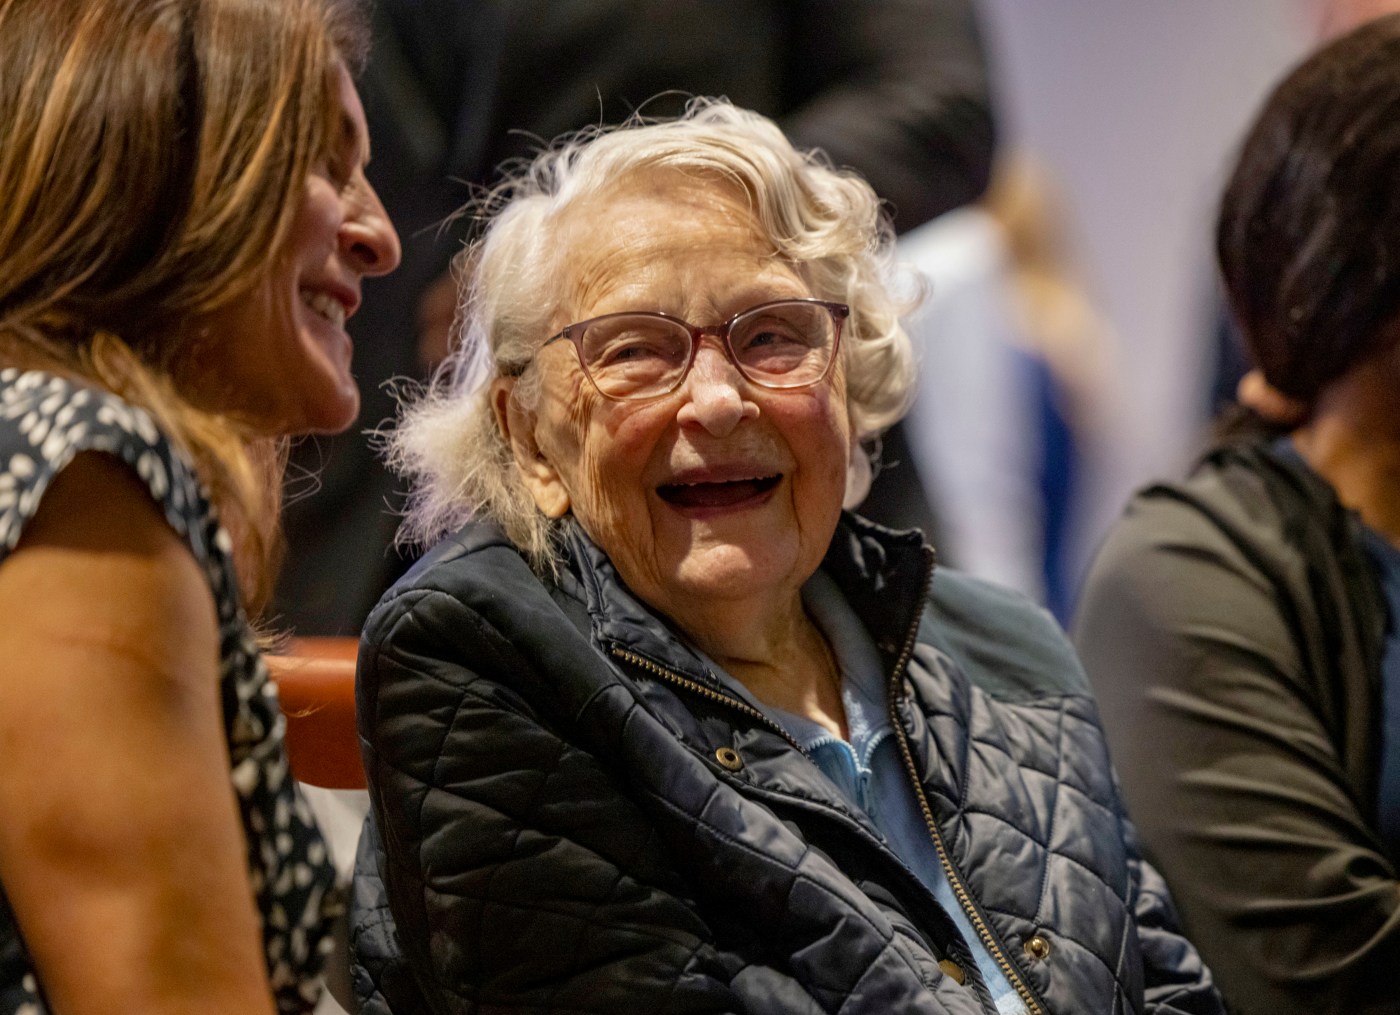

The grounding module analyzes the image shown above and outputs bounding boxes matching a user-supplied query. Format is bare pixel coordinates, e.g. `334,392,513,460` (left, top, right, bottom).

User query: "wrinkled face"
196,64,400,435
497,170,851,615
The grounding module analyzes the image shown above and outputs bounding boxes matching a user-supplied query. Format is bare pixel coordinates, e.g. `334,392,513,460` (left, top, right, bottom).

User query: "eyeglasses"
533,298,849,402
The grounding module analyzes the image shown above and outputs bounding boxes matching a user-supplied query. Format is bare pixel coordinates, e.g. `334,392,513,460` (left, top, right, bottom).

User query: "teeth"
672,474,773,486
300,289,346,329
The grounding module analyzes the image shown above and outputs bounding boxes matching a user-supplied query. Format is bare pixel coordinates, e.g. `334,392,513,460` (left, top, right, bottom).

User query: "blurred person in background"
276,0,999,635
0,0,399,1011
901,156,1112,620
1075,16,1400,1014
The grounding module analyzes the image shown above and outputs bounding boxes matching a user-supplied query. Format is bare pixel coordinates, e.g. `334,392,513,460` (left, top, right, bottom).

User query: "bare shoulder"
0,451,274,1013
0,449,218,689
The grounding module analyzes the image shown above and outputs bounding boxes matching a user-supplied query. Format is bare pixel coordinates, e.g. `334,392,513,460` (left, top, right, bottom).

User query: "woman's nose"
675,341,759,435
340,180,401,277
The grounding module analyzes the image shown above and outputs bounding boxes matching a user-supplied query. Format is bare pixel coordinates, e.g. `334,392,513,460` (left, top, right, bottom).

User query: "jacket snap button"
937,958,966,985
1023,934,1052,961
714,746,744,771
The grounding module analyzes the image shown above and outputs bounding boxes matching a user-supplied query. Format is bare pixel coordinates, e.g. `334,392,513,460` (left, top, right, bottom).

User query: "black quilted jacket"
352,514,1223,1015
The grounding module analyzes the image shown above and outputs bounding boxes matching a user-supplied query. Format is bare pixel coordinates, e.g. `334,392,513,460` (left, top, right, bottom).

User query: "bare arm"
0,452,276,1015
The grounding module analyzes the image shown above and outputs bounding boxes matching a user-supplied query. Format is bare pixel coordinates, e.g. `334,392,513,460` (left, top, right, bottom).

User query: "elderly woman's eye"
605,341,655,363
598,340,656,366
590,329,683,369
735,322,811,356
744,328,794,349
733,317,823,377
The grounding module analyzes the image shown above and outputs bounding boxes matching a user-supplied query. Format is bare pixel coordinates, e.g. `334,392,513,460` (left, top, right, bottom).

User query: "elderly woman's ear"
491,377,572,518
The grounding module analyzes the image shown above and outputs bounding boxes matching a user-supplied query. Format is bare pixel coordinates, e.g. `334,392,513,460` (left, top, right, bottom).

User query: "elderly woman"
0,0,398,1011
1075,15,1400,1015
352,100,1222,1015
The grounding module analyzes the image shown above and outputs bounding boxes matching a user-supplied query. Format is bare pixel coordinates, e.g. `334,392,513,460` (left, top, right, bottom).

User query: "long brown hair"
0,0,366,616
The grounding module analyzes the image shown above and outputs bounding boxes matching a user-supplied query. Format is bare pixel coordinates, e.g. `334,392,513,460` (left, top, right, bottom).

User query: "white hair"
385,98,919,570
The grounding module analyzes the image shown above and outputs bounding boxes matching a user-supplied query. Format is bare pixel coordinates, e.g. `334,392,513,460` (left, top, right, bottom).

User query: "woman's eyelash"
324,150,355,188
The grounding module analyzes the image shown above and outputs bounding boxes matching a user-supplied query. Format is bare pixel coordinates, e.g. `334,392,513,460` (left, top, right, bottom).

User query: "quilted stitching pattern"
353,519,1222,1015
910,645,1143,1012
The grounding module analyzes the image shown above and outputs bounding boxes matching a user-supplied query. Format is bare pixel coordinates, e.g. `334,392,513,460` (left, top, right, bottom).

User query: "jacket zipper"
887,547,1044,1015
611,558,1044,1013
608,646,812,758
612,646,955,919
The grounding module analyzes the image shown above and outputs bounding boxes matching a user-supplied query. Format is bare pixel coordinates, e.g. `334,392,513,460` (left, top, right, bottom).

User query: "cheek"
287,178,342,255
537,389,669,534
535,374,593,482
789,388,851,474
777,391,852,534
574,407,666,516
533,378,614,492
224,285,286,385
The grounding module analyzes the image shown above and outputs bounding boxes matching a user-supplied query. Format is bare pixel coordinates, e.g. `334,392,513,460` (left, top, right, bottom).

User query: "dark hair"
1218,13,1400,405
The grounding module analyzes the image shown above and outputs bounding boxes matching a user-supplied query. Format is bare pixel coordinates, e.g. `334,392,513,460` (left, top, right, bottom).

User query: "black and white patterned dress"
0,369,340,1014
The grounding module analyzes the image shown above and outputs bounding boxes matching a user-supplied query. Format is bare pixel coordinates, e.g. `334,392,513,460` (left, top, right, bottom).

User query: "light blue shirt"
704,569,1028,1015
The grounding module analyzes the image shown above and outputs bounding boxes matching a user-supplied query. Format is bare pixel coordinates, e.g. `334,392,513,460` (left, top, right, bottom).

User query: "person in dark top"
0,0,399,1010
1074,15,1400,1014
350,99,1223,1015
276,0,999,633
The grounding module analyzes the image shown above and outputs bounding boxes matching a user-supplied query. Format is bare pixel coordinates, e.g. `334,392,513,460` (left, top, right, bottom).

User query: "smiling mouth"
300,289,346,329
656,474,781,509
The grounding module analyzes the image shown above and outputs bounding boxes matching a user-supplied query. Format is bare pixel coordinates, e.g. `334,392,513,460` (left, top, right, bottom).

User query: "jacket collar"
561,512,935,687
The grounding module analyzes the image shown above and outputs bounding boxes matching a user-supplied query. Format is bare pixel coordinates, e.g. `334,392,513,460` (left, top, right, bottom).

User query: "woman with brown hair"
0,0,399,1011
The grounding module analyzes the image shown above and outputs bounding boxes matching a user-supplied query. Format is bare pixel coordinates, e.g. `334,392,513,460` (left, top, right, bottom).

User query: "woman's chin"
632,500,829,610
295,382,360,435
269,366,360,436
287,326,360,434
664,539,803,603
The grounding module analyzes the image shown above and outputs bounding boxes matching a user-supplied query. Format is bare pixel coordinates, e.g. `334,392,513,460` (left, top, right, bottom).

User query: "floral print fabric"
0,369,338,1013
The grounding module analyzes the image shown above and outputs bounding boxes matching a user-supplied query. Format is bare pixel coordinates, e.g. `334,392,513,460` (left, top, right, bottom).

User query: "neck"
1291,355,1400,545
673,590,848,740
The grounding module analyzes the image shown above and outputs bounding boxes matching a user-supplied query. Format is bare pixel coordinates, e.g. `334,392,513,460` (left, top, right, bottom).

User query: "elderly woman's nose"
675,344,758,434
